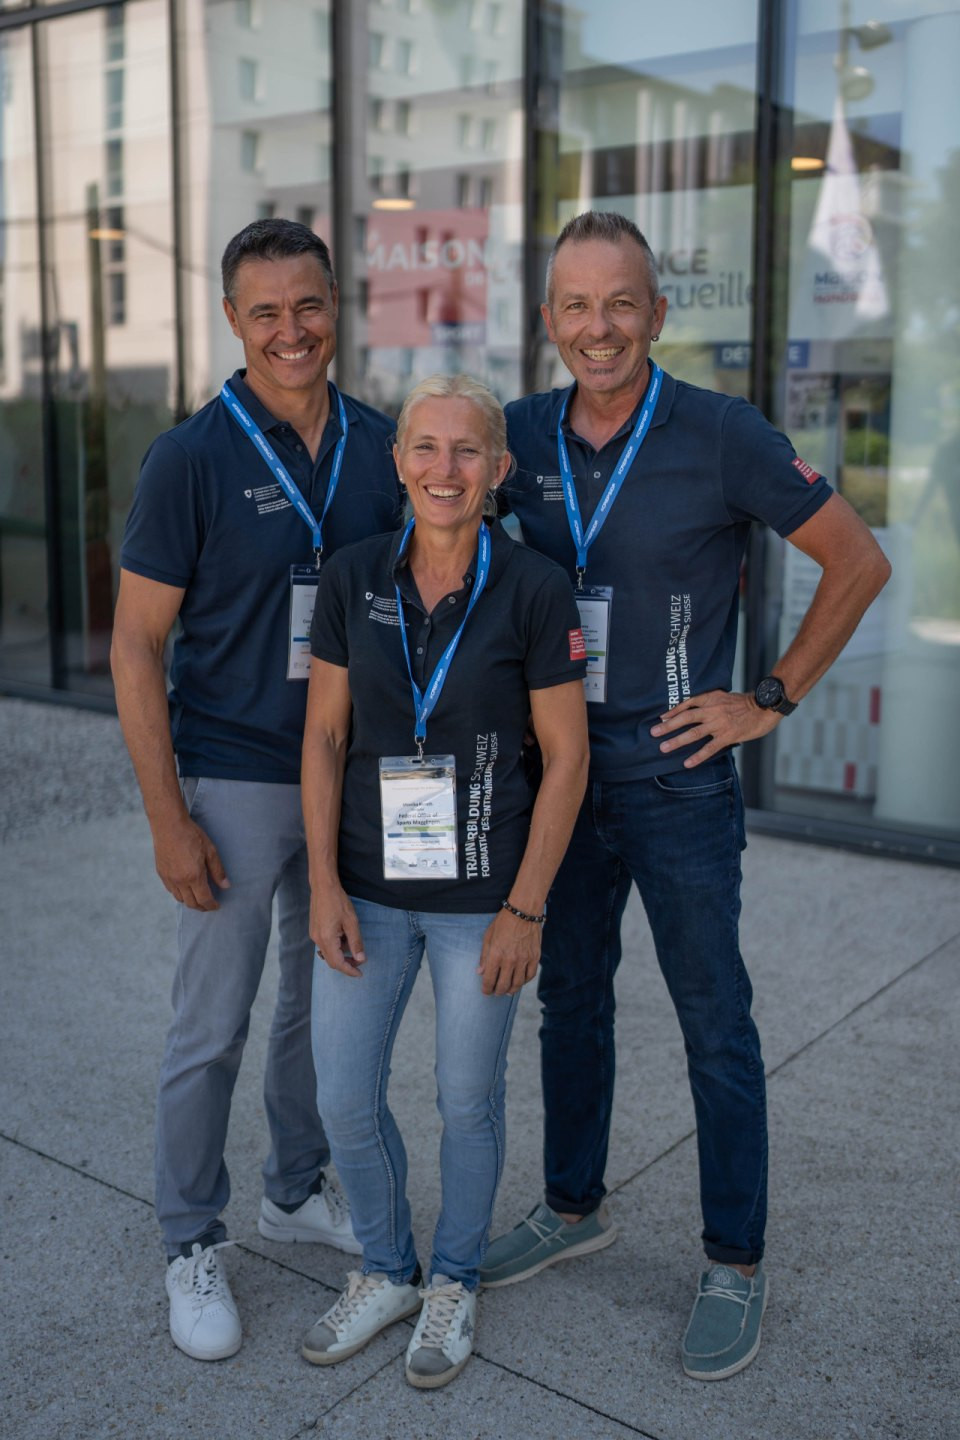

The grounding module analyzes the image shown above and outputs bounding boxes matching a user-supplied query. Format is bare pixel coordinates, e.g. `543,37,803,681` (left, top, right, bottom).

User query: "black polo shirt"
309,520,587,913
504,366,833,780
120,370,402,782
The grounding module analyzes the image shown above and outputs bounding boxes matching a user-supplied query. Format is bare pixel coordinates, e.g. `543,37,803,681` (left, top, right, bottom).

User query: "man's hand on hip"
651,689,780,767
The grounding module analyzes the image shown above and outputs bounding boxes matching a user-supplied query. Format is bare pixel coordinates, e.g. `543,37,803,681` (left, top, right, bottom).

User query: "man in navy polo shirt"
111,219,401,1361
480,211,890,1379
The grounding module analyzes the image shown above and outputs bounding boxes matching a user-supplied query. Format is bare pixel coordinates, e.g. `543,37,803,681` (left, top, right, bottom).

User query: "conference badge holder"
287,565,320,680
574,584,613,703
379,755,459,881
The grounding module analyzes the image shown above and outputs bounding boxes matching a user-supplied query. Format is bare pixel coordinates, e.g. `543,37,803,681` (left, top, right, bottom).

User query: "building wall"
0,0,957,861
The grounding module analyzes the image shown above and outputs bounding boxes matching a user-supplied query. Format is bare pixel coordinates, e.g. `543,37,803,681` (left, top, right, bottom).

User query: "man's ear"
222,296,242,338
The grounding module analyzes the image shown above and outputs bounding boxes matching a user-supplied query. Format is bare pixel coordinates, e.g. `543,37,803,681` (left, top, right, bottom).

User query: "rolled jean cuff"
704,1240,765,1266
544,1190,604,1219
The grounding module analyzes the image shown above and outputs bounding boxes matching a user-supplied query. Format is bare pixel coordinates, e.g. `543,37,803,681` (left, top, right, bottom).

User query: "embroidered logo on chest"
245,482,293,517
536,474,564,502
368,595,401,626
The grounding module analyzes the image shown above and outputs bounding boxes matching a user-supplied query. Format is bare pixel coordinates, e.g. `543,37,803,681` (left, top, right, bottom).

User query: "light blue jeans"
312,899,520,1291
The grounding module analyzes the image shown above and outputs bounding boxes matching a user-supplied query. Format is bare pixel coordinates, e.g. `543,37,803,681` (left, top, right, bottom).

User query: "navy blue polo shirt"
120,371,402,782
504,366,833,781
309,519,587,913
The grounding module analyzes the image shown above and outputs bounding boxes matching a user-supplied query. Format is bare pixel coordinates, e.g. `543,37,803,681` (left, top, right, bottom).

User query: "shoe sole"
169,1326,242,1362
479,1222,618,1289
405,1352,472,1389
301,1297,422,1366
681,1285,769,1381
258,1216,363,1254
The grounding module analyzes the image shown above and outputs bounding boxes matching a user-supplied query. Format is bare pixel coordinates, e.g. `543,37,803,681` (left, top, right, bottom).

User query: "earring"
652,333,660,343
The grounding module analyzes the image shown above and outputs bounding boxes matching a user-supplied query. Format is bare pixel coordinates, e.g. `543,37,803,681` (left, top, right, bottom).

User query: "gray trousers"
155,778,328,1252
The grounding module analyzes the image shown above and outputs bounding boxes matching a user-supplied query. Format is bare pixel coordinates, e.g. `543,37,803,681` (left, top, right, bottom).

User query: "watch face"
756,677,783,709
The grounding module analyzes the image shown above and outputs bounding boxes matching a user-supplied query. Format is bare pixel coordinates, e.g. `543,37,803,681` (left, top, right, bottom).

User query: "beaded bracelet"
501,899,546,925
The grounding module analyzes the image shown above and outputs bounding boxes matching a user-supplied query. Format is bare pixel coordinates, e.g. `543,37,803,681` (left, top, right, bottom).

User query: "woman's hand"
310,878,366,978
478,909,542,996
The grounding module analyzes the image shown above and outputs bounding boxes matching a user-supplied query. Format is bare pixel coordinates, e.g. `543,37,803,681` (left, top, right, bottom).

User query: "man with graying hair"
481,209,890,1378
112,218,402,1361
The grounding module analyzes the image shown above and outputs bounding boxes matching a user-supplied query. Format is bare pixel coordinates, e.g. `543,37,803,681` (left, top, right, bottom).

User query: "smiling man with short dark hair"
111,218,402,1362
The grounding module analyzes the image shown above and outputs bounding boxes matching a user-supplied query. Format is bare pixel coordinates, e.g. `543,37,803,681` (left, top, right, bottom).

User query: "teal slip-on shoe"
479,1201,617,1288
681,1261,768,1380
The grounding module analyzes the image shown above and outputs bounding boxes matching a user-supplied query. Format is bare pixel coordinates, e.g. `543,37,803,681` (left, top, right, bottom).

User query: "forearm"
111,635,186,831
301,728,347,888
772,551,890,702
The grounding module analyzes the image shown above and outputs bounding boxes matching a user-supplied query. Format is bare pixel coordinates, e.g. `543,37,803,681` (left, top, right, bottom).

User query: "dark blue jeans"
539,755,767,1265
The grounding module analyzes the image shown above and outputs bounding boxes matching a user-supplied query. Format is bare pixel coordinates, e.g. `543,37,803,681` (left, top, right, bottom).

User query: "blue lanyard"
557,362,663,587
395,519,491,756
220,380,348,567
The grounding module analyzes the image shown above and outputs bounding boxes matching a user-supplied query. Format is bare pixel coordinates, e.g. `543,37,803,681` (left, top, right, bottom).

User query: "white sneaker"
301,1271,422,1365
404,1275,476,1389
165,1242,241,1361
259,1174,361,1254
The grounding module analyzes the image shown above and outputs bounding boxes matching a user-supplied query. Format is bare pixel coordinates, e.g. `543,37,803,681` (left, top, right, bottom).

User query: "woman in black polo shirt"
299,373,588,1389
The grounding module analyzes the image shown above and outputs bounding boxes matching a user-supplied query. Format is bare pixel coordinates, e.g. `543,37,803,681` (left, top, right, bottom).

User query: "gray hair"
221,218,335,305
544,211,660,308
395,374,512,518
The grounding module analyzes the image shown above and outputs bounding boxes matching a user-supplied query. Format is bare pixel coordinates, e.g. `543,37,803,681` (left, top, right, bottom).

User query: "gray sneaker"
479,1201,616,1288
681,1262,768,1380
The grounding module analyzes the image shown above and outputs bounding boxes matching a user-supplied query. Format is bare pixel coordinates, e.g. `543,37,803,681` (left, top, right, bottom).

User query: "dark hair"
221,218,336,304
544,211,659,307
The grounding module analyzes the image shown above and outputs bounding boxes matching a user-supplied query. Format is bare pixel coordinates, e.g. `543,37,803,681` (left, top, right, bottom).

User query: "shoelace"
415,1281,465,1348
523,1211,556,1242
701,1277,751,1310
179,1240,235,1304
326,1271,384,1332
322,1176,350,1227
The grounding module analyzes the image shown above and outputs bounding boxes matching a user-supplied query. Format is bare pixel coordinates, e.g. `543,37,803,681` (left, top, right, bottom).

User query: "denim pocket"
653,759,734,798
180,776,206,814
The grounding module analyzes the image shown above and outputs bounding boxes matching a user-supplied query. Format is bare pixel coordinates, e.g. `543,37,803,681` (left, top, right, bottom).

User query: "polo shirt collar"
545,362,677,437
389,516,510,595
228,368,351,442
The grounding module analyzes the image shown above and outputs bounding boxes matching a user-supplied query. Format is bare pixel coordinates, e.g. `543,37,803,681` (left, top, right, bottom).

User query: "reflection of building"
0,0,958,865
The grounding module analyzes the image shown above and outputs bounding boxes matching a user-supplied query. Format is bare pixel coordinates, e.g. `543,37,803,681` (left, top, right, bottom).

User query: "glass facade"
0,0,957,862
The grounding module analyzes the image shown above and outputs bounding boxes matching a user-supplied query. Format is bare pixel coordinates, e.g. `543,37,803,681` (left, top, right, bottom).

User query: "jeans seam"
371,916,420,1274
485,991,520,1199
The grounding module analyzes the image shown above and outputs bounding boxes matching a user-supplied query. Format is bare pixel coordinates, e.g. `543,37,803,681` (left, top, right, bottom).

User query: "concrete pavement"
1,696,957,1440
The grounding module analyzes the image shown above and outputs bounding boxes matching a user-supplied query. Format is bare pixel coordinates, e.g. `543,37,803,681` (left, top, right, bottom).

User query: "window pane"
354,0,526,410
538,2,760,396
763,2,960,845
36,1,175,696
177,1,334,403
0,27,48,688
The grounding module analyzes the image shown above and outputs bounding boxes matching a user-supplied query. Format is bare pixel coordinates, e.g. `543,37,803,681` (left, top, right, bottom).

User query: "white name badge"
288,565,319,680
575,584,613,703
379,755,459,881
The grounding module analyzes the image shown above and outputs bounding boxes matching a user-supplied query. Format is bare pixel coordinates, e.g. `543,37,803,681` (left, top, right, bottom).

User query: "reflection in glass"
37,1,174,694
769,2,960,843
0,27,48,688
537,2,760,396
353,0,525,411
177,0,334,407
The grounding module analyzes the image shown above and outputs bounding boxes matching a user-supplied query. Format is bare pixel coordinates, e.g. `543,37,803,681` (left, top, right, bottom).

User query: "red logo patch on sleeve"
568,627,586,661
791,456,821,484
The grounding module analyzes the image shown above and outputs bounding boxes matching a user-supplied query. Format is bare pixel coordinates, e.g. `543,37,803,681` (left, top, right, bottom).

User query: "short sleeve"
720,398,833,538
309,553,349,667
523,564,589,690
120,434,204,586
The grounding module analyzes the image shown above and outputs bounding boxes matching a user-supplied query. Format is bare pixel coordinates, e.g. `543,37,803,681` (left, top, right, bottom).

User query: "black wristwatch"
754,675,797,715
